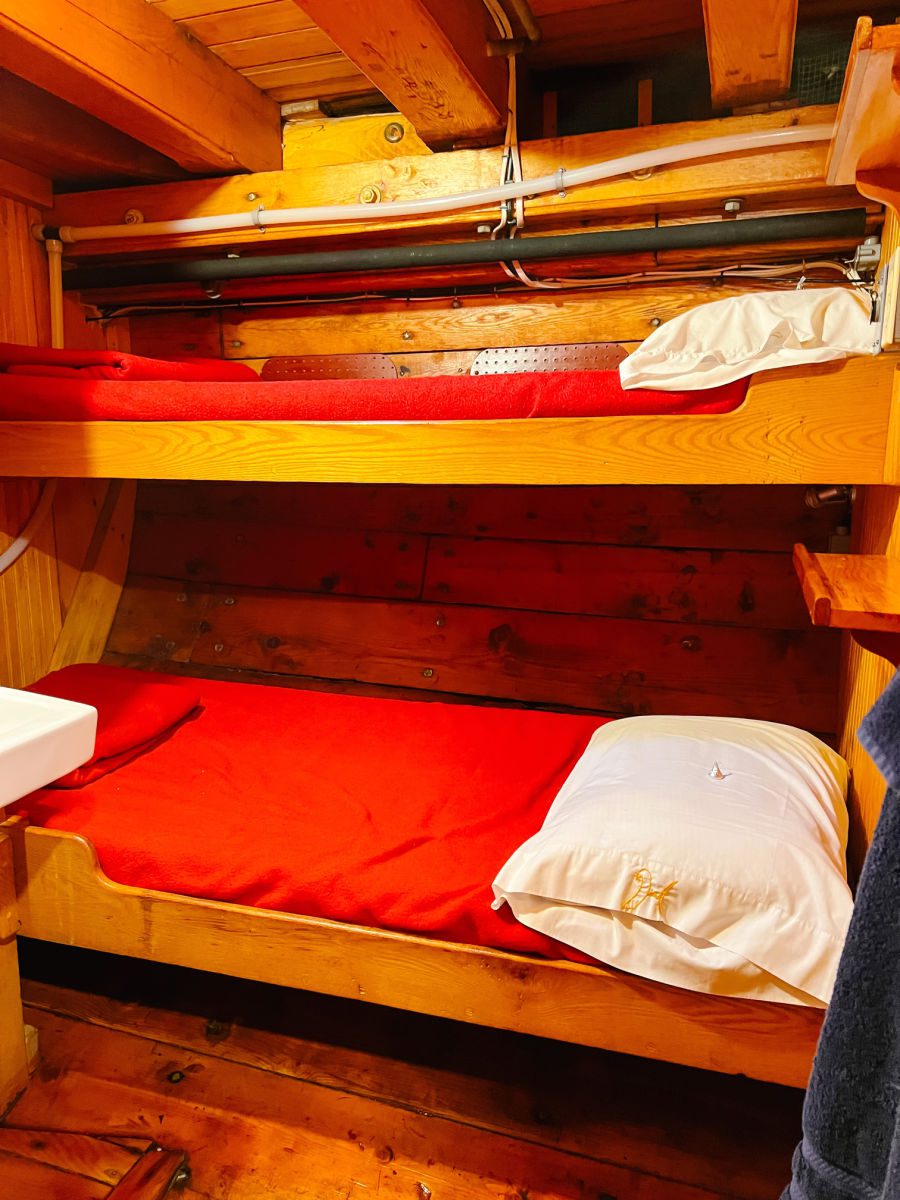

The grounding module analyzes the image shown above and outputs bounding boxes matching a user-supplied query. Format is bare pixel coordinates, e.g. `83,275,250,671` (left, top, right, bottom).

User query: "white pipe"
0,480,58,578
46,239,65,348
55,124,834,245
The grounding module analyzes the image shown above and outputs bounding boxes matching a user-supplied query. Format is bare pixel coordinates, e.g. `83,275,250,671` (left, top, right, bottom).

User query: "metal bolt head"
230,340,243,349
723,197,743,214
246,192,259,202
224,596,236,606
123,208,144,225
402,330,412,341
176,593,187,602
476,223,493,234
383,121,405,144
214,643,225,653
649,316,661,328
359,185,382,204
421,667,434,678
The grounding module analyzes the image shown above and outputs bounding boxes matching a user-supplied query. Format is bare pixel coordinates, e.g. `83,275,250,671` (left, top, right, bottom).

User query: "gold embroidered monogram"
622,868,678,920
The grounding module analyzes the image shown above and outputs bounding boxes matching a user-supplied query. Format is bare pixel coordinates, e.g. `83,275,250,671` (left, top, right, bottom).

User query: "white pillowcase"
619,287,878,390
492,715,853,1007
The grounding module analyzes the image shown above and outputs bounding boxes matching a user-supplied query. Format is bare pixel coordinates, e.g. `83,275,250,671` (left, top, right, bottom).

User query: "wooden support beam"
0,0,282,173
50,106,846,258
293,0,506,147
50,481,137,672
0,71,184,187
702,0,798,108
0,158,51,208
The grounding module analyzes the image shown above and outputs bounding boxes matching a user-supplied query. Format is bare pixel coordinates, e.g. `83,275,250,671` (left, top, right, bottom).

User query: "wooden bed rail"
0,356,895,484
6,821,823,1088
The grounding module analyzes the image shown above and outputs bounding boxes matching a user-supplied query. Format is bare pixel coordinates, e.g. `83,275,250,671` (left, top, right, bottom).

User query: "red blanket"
0,368,747,421
13,667,604,962
0,342,257,382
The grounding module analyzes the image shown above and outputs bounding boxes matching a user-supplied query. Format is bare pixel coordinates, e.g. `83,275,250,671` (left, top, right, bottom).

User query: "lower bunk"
4,663,844,1089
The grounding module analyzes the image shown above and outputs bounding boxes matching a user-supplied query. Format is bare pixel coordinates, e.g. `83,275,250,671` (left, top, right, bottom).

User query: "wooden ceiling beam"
0,158,51,208
702,0,798,109
0,0,283,173
0,71,184,187
292,0,506,147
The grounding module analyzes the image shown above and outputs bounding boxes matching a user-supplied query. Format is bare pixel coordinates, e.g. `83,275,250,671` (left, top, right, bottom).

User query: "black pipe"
65,209,868,291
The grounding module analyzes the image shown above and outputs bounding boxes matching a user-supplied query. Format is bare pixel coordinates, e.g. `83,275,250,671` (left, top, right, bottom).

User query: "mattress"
14,669,604,963
0,368,748,421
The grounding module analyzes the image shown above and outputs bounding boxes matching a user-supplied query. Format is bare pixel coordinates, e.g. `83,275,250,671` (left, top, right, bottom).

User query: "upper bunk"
3,11,900,485
0,354,898,485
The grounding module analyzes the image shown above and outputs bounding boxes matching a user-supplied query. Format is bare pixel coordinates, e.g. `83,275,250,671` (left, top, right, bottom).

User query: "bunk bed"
0,340,889,1094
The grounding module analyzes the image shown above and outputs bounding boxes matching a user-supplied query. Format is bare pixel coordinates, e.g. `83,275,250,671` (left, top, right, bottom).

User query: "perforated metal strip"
471,343,628,374
260,354,397,380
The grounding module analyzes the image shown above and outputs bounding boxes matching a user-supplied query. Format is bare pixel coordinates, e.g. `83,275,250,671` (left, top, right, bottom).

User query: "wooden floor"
2,945,803,1199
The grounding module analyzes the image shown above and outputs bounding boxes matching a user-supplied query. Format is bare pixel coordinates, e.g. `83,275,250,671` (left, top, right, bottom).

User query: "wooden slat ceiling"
149,0,373,103
149,0,899,109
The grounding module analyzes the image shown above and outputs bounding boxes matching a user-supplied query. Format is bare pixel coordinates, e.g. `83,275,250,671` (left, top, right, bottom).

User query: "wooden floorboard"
2,948,802,1199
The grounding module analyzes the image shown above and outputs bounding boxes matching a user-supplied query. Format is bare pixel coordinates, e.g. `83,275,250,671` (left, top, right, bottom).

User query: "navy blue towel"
783,667,900,1199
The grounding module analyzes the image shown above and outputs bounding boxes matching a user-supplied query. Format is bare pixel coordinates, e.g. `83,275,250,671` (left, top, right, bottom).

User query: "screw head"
649,317,661,328
214,643,225,653
123,208,144,225
230,340,243,349
359,185,382,204
246,192,259,202
402,330,412,341
421,667,434,678
723,197,743,214
476,223,493,234
383,121,405,143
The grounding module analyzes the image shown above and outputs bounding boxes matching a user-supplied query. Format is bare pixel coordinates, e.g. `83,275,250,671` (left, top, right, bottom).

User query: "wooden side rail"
0,356,894,484
7,822,822,1088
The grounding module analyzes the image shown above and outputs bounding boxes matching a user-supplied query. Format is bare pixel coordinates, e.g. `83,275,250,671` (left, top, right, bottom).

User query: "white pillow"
492,715,852,1007
619,287,878,390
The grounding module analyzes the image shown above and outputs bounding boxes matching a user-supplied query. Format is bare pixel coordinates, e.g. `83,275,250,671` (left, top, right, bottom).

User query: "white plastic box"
0,688,97,807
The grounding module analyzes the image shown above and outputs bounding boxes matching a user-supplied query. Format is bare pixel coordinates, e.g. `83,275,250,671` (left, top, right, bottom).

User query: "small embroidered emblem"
708,761,731,781
622,868,678,920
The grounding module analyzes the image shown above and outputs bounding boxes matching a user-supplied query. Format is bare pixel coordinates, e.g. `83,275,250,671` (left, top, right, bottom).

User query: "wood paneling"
0,196,59,689
0,0,282,173
110,481,841,733
137,481,840,551
109,577,838,726
702,0,797,108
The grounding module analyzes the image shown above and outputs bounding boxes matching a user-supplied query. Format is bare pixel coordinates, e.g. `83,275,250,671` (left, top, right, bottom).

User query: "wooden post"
0,834,27,1115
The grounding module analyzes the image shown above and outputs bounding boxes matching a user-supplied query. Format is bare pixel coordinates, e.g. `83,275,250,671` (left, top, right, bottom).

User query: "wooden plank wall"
107,481,843,732
0,197,131,688
0,196,60,687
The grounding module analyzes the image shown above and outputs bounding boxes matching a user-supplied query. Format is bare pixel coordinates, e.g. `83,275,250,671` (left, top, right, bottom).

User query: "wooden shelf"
793,544,900,632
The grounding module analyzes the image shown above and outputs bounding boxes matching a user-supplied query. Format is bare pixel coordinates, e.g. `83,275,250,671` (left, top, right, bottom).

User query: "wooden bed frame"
0,355,896,484
2,819,823,1091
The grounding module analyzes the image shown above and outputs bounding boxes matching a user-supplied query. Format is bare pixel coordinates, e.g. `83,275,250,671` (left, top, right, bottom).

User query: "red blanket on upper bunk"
0,342,258,382
0,348,748,420
13,666,604,963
